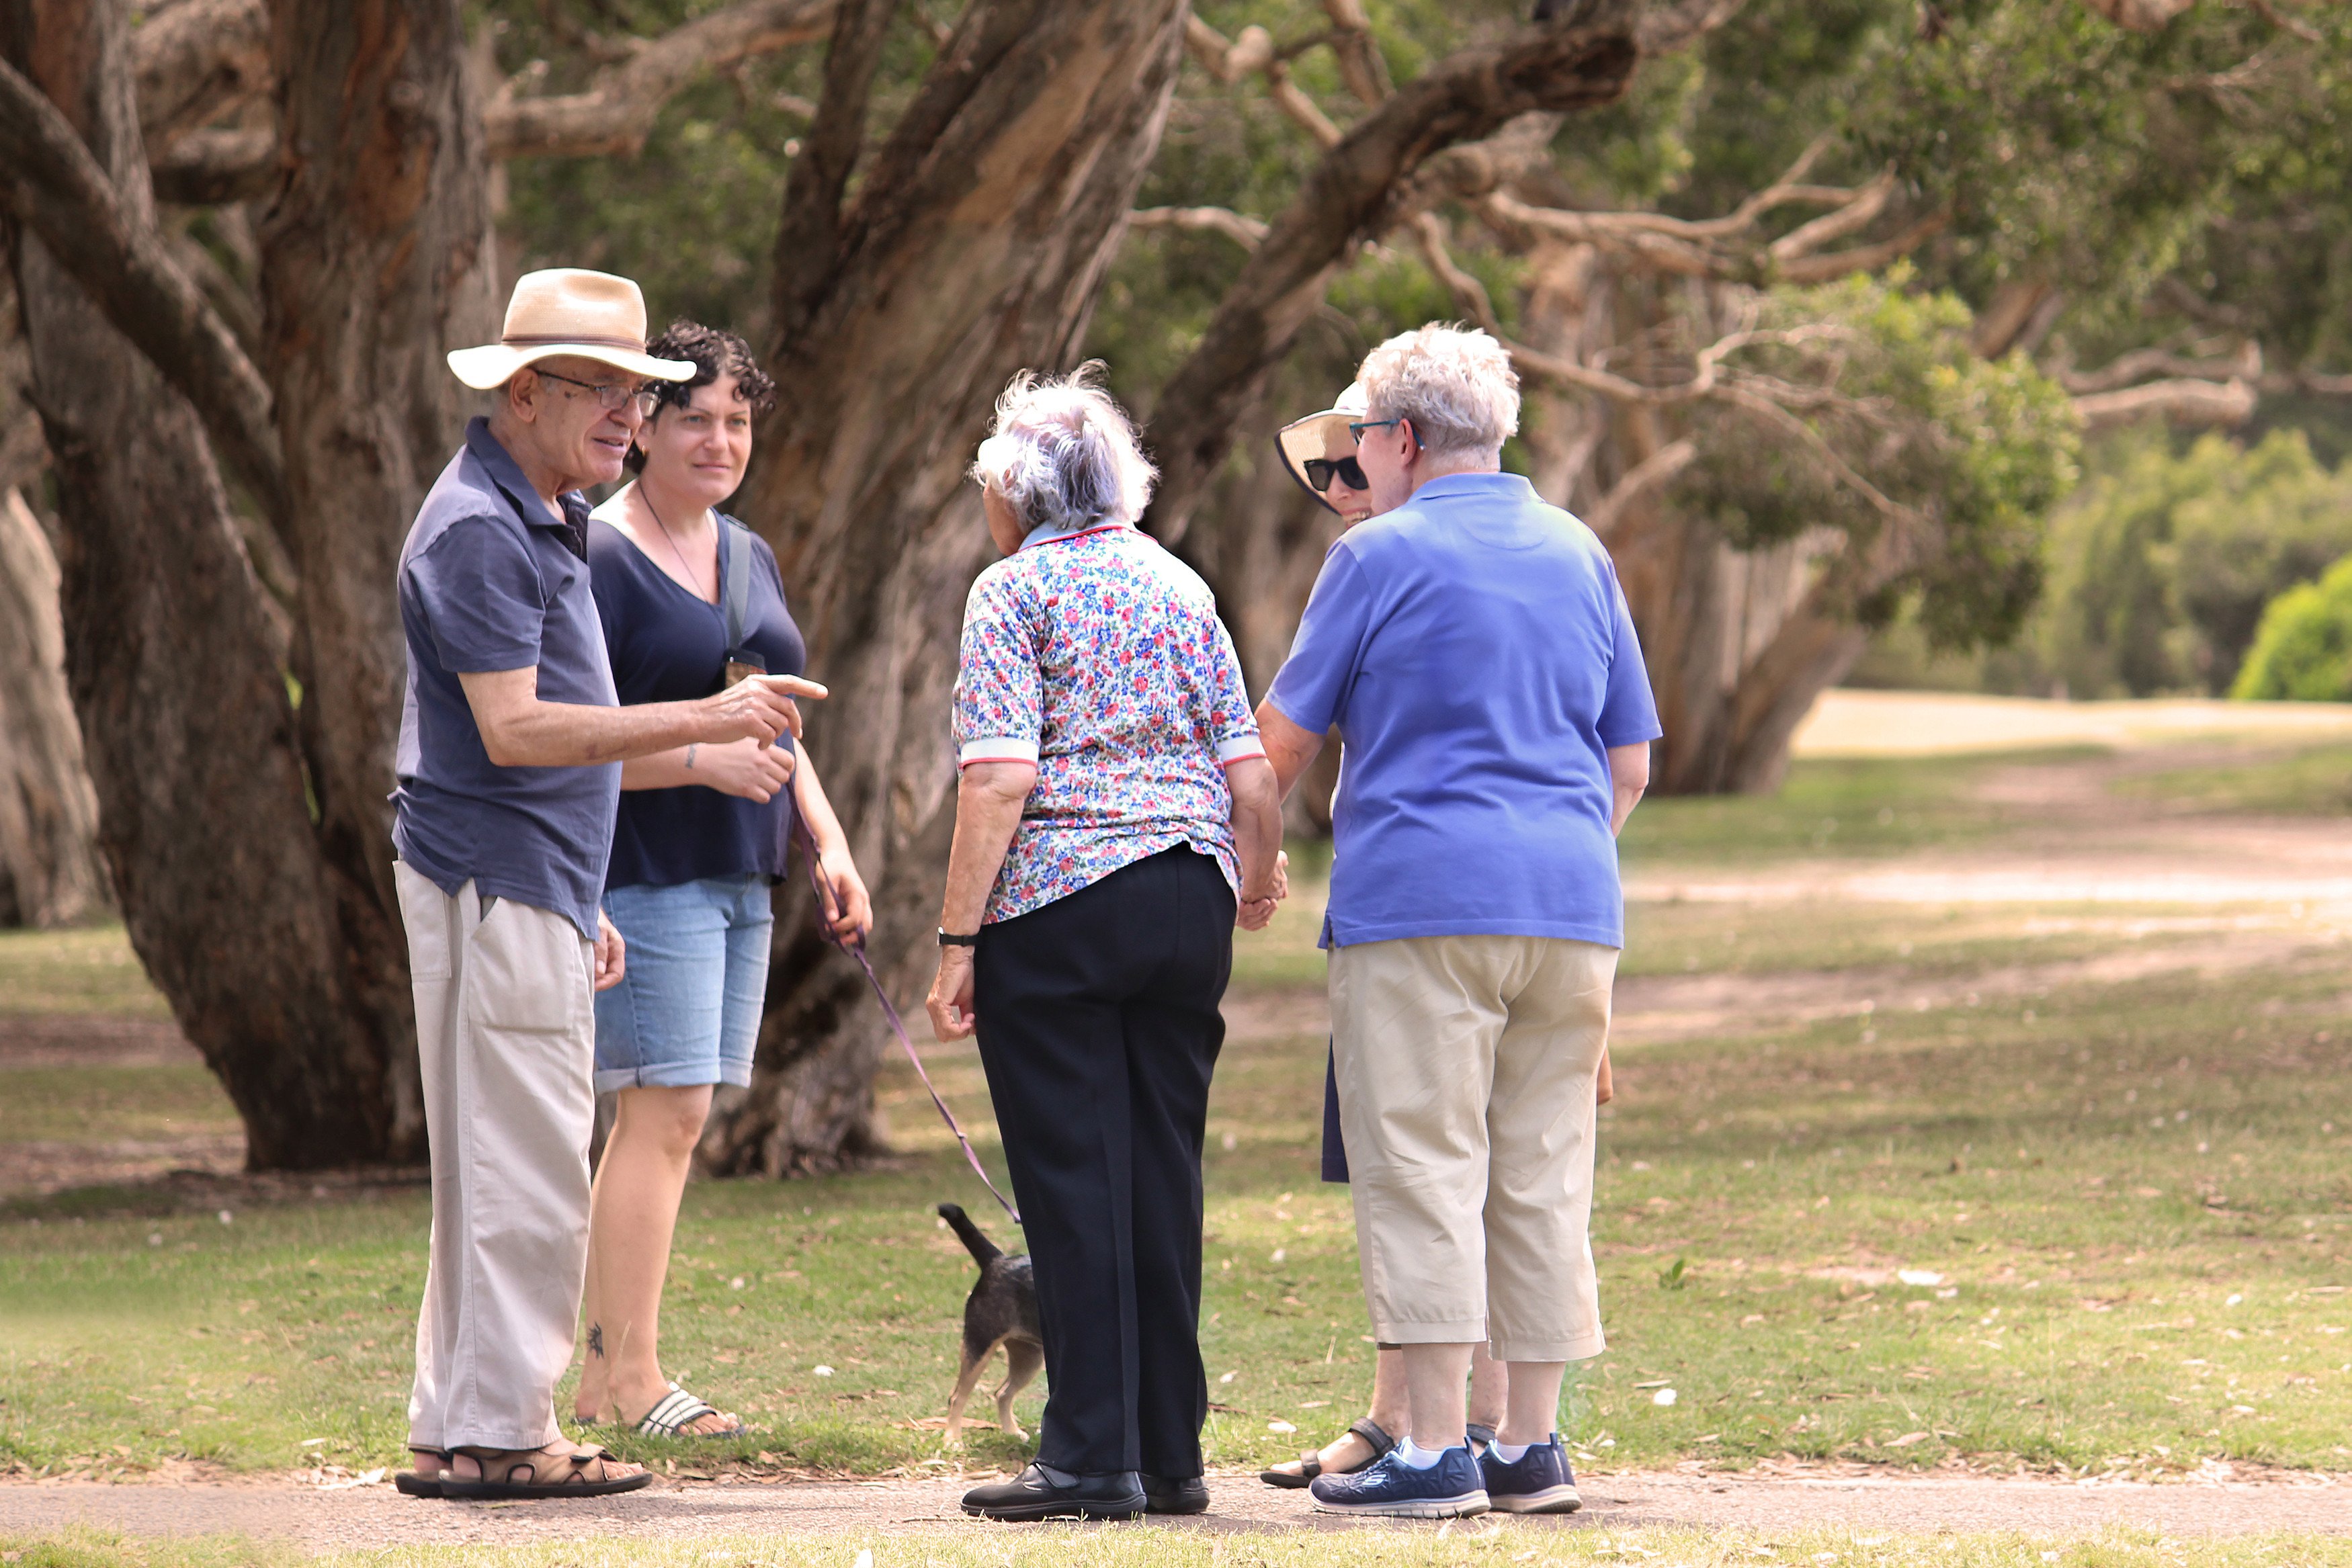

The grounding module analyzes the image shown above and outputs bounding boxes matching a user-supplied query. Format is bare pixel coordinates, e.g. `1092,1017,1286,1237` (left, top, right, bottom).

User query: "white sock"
1396,1438,1450,1470
1491,1440,1531,1463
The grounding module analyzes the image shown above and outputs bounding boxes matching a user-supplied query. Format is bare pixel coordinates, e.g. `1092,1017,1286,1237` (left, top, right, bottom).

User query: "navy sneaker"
1309,1444,1489,1518
1478,1434,1582,1514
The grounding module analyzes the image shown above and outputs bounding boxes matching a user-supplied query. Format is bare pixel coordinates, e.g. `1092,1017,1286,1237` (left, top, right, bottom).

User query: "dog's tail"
937,1201,1002,1266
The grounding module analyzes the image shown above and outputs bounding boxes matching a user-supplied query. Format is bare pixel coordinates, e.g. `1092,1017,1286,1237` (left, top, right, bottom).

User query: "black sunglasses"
1303,454,1368,493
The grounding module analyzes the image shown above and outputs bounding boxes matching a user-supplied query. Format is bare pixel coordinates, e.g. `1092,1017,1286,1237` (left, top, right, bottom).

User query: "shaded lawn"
0,926,171,1018
5,953,2350,1483
0,1065,238,1145
2113,742,2352,817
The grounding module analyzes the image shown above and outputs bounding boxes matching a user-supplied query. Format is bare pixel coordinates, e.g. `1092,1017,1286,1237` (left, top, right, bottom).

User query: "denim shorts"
593,873,772,1094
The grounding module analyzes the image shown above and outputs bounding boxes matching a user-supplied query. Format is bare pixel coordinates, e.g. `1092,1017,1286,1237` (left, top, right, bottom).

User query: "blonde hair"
970,363,1157,531
1356,324,1520,461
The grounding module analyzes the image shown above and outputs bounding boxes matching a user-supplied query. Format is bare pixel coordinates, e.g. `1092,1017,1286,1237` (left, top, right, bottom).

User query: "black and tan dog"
937,1201,1043,1445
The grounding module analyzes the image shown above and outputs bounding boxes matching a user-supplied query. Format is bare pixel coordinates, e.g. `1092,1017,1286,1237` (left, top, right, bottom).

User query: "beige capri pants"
1329,933,1615,1363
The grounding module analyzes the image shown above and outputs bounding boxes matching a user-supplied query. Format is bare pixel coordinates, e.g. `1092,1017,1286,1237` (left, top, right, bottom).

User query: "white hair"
970,364,1157,533
1356,324,1520,461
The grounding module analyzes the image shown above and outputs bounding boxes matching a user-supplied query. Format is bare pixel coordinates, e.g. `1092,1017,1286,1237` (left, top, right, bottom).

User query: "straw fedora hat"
1274,381,1370,513
446,268,696,390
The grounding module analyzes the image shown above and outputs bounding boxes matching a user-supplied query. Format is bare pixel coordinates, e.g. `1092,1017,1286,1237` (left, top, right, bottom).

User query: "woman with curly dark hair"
573,322,873,1438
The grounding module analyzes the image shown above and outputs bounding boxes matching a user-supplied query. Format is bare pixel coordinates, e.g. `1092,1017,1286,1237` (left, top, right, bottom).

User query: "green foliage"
2034,430,2352,698
1671,272,2078,648
2234,554,2352,702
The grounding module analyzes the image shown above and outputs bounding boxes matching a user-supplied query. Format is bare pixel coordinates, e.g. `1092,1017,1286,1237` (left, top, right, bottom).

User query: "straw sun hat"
1274,381,1370,513
446,268,697,390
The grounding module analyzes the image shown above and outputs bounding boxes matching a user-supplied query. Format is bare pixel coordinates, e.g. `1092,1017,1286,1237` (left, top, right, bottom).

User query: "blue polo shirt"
391,419,622,939
1265,471,1661,951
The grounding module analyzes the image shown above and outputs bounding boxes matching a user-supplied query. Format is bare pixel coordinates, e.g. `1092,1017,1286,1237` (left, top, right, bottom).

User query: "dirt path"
6,1465,2349,1547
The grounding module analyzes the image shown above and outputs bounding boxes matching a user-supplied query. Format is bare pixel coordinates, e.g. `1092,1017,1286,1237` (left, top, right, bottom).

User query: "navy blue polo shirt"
391,418,622,938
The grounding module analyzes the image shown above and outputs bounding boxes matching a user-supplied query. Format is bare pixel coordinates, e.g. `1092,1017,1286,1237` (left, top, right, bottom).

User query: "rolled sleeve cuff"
958,736,1040,769
1216,734,1267,766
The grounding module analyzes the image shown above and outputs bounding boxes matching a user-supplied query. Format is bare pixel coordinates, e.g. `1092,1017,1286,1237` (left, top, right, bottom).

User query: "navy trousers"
972,846,1233,1478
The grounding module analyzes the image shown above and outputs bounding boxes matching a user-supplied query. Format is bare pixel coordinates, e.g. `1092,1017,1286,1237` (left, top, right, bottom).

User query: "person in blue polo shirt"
1255,324,1661,1519
390,269,822,1501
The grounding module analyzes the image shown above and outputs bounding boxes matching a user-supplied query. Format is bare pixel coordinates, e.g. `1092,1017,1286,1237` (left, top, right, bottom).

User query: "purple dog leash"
789,814,1021,1226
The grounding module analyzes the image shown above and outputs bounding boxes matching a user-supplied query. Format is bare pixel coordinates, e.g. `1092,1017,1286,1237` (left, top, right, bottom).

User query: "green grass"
2114,743,2352,817
5,945,2351,1483
1615,753,2079,867
1617,899,2285,979
0,924,168,1017
8,1527,2352,1568
0,1065,237,1145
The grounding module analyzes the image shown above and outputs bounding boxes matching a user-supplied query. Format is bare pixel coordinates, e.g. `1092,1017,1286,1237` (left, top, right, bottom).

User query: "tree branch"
1587,437,1697,539
0,53,286,523
1185,14,1343,146
2058,340,2261,396
1775,210,1948,284
1409,211,1503,335
2072,376,2256,431
2078,0,2196,28
133,0,270,149
1147,0,1712,542
149,126,276,205
1128,205,1269,249
487,0,838,159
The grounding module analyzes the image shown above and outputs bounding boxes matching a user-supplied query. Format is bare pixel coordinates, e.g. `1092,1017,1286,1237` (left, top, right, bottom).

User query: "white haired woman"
1257,326,1660,1518
926,365,1286,1522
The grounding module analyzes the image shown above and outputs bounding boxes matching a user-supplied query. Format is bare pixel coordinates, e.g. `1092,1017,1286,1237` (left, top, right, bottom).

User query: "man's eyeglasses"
1303,455,1368,493
1347,417,1409,444
534,367,661,418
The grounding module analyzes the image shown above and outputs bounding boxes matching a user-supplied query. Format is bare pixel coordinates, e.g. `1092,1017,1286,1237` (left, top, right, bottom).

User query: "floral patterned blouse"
953,521,1265,924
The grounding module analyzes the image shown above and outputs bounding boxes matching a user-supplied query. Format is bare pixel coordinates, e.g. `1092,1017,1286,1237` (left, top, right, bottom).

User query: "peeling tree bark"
0,487,105,928
1,0,401,1166
702,0,1191,1176
253,0,501,1160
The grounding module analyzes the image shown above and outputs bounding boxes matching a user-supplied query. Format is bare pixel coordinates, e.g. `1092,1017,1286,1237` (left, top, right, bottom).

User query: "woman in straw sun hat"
392,268,824,1501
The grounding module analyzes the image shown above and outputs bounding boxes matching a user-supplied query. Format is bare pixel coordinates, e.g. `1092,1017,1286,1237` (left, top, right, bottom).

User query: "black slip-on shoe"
1142,1474,1210,1514
962,1463,1147,1521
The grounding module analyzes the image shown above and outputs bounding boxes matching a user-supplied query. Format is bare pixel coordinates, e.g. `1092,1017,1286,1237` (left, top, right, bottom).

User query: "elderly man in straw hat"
391,269,824,1500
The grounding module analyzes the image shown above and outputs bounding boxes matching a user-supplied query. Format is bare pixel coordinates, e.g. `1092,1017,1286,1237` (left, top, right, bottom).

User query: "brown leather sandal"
1258,1417,1394,1489
437,1441,652,1499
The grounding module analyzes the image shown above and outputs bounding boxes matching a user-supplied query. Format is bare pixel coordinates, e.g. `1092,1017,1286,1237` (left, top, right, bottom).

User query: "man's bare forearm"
479,698,730,769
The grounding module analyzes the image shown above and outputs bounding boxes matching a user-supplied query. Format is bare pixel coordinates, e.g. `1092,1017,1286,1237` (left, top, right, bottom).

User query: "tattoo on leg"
587,1323,605,1359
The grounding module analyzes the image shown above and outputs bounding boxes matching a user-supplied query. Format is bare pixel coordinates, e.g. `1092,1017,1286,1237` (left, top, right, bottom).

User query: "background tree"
7,0,2346,1176
0,0,1722,1174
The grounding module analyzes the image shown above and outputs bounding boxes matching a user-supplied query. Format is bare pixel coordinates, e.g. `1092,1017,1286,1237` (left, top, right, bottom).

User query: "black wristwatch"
938,928,979,947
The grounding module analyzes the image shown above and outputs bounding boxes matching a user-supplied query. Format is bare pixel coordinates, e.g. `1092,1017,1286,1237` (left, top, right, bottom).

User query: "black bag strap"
719,515,753,654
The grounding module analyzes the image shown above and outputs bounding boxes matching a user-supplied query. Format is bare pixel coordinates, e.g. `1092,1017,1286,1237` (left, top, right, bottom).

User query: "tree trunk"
252,0,499,1160
0,486,106,927
700,0,1193,1176
0,0,412,1167
1611,507,1867,794
1514,243,1867,797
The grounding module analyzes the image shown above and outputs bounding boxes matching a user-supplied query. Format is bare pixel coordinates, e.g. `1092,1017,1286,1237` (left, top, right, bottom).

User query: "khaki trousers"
1329,934,1615,1362
394,863,597,1451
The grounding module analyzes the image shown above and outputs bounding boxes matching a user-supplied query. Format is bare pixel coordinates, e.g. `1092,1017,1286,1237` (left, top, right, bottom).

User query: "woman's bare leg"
1468,1342,1509,1437
1264,1346,1413,1479
575,1084,737,1435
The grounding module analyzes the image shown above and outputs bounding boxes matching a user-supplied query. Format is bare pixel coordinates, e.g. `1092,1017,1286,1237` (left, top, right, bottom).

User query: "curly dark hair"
624,320,778,473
